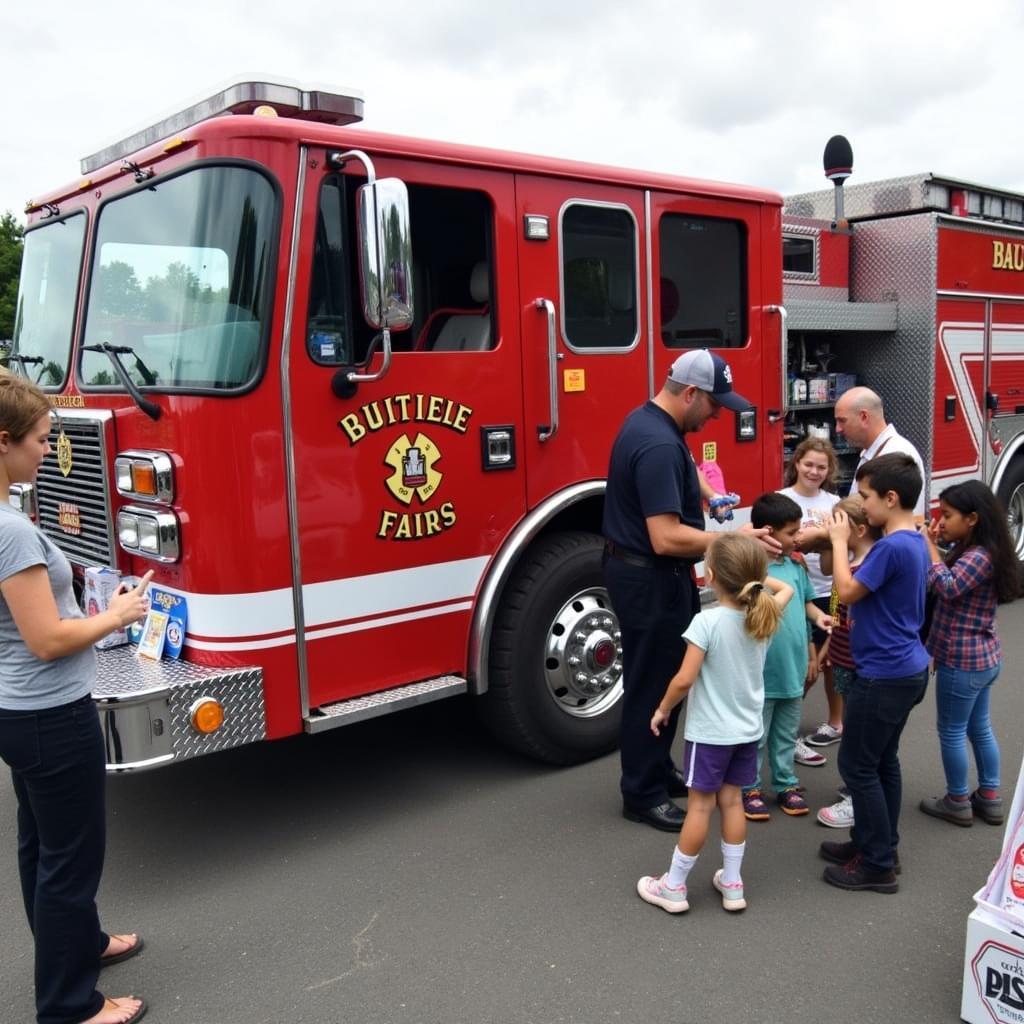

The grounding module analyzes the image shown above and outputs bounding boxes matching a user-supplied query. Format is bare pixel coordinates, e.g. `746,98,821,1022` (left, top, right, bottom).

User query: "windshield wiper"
82,343,161,420
5,353,44,381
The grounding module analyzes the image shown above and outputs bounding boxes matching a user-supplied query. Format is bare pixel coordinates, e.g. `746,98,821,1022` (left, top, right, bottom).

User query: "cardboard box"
962,754,1024,1022
961,900,1024,1023
82,567,128,649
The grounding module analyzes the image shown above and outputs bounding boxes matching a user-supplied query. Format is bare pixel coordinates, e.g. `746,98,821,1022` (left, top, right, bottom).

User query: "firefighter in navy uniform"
603,349,763,831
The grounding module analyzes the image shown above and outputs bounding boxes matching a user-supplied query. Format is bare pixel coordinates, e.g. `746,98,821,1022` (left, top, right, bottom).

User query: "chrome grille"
36,414,116,568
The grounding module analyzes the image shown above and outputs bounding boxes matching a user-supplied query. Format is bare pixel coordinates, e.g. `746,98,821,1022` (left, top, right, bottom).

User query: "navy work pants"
0,695,109,1024
604,557,698,808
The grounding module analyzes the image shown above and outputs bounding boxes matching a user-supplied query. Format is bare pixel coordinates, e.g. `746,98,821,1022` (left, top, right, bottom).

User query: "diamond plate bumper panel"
94,647,265,773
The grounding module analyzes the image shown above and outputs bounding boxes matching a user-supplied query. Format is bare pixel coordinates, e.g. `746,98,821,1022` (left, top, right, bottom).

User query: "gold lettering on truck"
993,240,1024,272
338,394,473,541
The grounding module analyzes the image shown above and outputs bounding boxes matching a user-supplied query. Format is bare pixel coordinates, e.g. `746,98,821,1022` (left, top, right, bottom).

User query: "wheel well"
469,486,606,695
542,495,604,536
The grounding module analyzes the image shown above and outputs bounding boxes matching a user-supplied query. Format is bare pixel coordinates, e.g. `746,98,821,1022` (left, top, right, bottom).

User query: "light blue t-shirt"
764,556,816,699
682,606,768,745
0,502,95,710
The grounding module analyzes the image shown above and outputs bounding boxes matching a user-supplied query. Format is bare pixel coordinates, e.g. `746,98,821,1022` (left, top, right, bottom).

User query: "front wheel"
479,531,623,765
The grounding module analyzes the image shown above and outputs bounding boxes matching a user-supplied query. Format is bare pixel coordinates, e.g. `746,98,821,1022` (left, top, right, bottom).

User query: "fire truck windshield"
79,165,277,392
11,212,87,389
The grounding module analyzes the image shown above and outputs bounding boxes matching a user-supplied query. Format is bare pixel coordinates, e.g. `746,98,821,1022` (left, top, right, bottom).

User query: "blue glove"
708,492,741,523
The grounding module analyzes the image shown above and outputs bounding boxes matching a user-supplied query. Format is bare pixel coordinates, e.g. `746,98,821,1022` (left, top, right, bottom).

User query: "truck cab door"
285,153,525,713
515,179,649,509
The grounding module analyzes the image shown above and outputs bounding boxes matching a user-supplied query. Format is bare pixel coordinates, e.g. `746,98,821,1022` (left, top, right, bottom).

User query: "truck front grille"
37,416,116,568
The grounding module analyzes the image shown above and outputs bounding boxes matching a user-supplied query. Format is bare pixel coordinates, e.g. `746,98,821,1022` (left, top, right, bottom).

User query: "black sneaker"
823,854,898,894
819,840,901,874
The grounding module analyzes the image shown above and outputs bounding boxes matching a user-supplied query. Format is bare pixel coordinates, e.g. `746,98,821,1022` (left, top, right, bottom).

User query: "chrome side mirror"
357,178,413,331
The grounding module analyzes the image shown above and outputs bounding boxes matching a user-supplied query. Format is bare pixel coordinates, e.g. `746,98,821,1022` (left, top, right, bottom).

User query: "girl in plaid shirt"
920,481,1020,828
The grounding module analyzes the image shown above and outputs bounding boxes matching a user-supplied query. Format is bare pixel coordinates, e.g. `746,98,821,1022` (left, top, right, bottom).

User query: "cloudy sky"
1,0,1022,220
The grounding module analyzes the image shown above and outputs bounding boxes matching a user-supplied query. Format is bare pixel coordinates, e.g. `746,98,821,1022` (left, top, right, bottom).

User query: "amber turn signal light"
189,698,225,735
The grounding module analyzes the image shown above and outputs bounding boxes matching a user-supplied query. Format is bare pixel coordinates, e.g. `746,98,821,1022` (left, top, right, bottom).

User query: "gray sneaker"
919,794,973,827
970,790,1004,826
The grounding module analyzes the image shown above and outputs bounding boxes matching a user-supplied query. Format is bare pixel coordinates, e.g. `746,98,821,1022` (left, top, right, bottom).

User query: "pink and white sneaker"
712,869,746,911
636,873,689,913
817,794,855,829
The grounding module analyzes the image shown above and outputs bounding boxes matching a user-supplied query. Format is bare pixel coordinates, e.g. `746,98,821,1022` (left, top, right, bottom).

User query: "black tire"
479,531,622,765
997,456,1024,563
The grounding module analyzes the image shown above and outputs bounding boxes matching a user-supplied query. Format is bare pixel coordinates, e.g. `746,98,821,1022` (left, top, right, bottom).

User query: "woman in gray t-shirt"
0,371,152,1024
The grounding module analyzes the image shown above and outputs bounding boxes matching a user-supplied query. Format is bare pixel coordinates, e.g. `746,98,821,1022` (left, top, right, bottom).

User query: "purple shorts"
681,740,759,792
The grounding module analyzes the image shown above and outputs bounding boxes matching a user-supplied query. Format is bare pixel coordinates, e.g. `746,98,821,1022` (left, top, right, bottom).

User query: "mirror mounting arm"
326,149,377,184
345,329,393,384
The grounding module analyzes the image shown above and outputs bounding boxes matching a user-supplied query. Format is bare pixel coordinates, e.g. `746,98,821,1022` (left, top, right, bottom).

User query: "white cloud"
2,0,1023,218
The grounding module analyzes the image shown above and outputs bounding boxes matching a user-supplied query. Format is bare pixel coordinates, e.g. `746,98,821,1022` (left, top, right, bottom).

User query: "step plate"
305,675,467,733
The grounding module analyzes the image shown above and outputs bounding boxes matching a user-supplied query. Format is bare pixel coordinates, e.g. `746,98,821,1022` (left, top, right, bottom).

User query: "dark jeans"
604,557,698,807
837,670,928,873
0,695,109,1024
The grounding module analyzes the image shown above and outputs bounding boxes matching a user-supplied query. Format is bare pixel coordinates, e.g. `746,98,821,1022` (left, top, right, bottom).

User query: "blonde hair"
783,436,839,491
834,493,882,541
0,369,52,441
706,533,782,641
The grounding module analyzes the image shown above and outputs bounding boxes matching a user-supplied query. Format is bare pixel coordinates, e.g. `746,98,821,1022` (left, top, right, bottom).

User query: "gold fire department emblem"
56,432,73,478
384,432,442,505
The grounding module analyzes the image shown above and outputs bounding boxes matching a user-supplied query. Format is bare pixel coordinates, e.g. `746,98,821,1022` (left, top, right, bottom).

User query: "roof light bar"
81,76,364,175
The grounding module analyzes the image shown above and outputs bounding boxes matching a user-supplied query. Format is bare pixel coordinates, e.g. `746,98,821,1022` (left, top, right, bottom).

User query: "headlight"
114,451,174,503
9,483,37,520
116,506,180,562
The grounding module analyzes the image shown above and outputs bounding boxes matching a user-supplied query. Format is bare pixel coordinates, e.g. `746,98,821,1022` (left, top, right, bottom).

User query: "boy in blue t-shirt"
822,453,930,894
741,493,832,821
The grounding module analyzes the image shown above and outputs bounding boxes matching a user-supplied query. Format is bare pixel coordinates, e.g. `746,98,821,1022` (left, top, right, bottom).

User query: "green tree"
0,211,24,341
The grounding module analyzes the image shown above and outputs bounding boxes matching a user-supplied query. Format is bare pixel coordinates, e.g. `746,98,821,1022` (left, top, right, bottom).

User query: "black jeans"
0,695,109,1024
604,557,698,807
837,670,928,873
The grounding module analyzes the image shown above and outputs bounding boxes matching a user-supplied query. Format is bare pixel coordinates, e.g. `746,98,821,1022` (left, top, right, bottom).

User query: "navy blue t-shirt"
602,401,703,556
850,529,930,679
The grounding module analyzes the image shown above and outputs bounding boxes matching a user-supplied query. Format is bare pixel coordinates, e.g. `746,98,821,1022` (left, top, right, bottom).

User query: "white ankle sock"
667,847,698,888
720,840,746,885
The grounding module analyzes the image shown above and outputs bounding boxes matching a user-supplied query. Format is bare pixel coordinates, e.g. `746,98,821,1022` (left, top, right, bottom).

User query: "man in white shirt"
834,387,927,518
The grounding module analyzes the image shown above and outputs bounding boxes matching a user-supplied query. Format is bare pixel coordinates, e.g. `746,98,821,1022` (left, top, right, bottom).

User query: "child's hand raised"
827,509,851,544
650,707,670,737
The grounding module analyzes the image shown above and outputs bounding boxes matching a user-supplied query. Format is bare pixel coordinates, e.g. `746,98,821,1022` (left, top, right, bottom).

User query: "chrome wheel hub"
544,588,623,718
1009,483,1024,560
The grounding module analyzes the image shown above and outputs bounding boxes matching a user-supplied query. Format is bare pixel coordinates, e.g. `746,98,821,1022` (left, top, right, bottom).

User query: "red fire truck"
10,80,1024,774
8,78,784,771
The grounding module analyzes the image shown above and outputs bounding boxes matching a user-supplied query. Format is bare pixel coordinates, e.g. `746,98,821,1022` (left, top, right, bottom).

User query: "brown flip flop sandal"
100,934,145,968
81,997,148,1024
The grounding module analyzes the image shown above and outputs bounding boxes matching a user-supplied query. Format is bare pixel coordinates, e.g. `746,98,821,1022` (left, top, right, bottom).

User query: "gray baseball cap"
668,349,751,412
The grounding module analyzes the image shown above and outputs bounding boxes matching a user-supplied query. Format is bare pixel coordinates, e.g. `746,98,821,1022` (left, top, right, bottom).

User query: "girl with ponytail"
637,533,793,915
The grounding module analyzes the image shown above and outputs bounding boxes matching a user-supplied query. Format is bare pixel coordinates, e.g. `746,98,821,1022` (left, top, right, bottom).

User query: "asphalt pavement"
3,605,1024,1024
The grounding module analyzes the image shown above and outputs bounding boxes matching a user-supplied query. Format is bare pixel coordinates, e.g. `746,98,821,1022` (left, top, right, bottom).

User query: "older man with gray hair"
833,387,927,518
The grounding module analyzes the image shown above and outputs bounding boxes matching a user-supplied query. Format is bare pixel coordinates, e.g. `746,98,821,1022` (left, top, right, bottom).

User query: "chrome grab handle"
535,298,559,442
766,304,788,422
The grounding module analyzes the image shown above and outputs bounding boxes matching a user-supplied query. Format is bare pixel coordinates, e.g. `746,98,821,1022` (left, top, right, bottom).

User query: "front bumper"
94,648,265,773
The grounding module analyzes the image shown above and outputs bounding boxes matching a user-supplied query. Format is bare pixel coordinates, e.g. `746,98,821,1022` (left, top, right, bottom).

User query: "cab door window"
659,214,746,349
307,177,494,364
560,202,638,350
